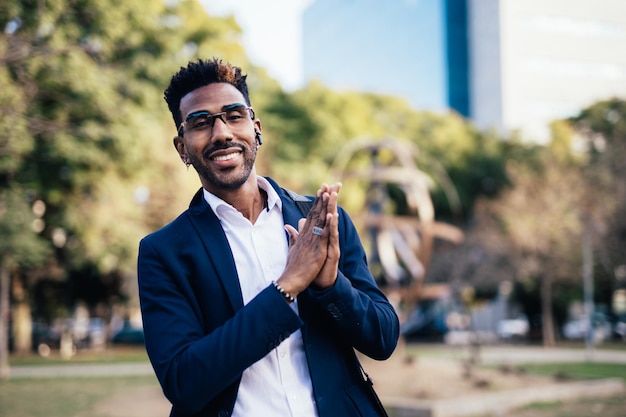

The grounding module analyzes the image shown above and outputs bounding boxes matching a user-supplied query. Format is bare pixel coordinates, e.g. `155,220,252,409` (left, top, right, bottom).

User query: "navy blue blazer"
138,178,399,417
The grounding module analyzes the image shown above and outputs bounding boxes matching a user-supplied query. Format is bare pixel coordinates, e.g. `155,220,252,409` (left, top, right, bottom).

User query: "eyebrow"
185,103,246,121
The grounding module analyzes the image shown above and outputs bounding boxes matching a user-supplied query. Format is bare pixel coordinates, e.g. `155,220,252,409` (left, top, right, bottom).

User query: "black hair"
164,57,251,130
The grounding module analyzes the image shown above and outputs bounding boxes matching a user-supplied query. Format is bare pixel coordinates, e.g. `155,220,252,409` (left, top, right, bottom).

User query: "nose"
209,115,233,142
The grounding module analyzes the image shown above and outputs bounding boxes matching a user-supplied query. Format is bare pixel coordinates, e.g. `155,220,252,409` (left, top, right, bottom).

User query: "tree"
0,188,50,377
0,0,247,365
432,99,626,347
569,98,626,318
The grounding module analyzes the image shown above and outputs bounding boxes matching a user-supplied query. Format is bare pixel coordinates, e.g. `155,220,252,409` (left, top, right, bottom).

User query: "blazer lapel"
184,181,314,313
266,177,311,231
186,189,244,312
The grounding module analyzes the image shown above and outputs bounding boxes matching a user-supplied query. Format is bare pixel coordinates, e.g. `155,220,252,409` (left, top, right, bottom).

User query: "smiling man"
137,57,399,417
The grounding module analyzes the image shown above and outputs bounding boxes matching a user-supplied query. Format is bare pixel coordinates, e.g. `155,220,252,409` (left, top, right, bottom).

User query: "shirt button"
279,350,286,357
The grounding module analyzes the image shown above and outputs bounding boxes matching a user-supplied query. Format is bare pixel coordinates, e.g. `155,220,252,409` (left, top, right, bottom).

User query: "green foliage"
0,0,247,307
0,187,50,268
2,0,619,336
568,98,626,309
261,80,512,219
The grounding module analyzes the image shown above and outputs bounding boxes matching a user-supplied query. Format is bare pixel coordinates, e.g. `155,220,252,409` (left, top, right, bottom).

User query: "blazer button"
327,303,342,319
217,410,230,417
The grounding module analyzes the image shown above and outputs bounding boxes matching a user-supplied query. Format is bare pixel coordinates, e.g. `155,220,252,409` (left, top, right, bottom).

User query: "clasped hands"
277,182,342,298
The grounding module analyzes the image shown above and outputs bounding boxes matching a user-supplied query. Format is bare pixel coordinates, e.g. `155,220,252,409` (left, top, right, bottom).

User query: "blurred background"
1,0,625,380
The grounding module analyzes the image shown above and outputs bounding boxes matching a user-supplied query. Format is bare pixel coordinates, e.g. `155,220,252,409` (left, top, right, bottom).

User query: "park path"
11,345,626,379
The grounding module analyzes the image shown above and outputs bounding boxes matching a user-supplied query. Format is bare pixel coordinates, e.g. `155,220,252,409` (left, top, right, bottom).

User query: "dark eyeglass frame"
178,103,255,136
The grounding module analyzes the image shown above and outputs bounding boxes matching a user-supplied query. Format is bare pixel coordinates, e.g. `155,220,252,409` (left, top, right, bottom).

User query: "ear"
254,118,262,133
173,136,187,163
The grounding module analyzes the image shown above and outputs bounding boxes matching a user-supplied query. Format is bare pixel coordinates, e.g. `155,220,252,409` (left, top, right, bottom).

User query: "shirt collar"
202,176,282,219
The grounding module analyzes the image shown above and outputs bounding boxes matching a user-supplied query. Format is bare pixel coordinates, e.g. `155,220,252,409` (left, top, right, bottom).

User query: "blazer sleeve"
138,228,303,414
303,206,400,360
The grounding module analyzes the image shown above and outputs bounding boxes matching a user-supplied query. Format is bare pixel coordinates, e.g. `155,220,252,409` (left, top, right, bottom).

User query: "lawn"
0,376,161,417
520,362,626,382
471,395,626,417
9,346,150,366
469,360,626,417
3,346,160,417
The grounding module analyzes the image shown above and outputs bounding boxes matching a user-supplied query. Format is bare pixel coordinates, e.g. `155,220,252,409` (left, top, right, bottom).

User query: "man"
138,57,399,417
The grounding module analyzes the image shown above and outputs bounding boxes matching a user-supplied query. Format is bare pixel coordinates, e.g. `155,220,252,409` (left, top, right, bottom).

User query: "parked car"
562,313,612,342
496,316,529,340
613,319,626,341
111,320,145,345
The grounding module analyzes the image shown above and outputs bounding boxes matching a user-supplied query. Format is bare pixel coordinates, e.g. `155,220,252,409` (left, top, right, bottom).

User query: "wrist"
272,281,295,304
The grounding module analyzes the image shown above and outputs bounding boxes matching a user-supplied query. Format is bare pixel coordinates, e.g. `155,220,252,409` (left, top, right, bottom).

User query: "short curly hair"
164,57,251,130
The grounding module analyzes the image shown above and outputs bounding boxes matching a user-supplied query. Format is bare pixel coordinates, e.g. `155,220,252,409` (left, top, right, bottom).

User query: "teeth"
212,152,240,161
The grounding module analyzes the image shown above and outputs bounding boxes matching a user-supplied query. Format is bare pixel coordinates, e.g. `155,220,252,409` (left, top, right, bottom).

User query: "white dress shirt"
203,177,318,417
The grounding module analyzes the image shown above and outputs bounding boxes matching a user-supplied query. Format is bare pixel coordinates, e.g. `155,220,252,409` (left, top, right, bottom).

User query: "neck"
209,177,267,222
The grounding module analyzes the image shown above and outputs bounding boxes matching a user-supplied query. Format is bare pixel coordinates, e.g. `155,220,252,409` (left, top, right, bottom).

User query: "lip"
206,146,243,166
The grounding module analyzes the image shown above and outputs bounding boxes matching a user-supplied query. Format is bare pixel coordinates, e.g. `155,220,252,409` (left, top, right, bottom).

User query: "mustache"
203,143,246,159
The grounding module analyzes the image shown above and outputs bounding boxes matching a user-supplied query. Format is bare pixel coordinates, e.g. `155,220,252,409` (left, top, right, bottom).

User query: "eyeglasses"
178,103,255,137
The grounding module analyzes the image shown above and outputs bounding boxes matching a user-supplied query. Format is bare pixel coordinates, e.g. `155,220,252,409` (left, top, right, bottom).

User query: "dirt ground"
359,347,556,401
92,385,170,417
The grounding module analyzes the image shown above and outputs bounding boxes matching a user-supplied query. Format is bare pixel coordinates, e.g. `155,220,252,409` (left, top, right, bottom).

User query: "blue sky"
200,0,446,110
200,0,314,91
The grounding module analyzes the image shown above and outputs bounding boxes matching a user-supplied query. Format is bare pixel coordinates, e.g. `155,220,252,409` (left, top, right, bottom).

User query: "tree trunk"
0,256,10,379
11,275,32,356
541,275,556,347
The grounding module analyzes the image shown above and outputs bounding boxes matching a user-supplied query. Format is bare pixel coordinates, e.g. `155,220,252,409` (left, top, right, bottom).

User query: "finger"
329,182,342,195
304,188,328,231
307,189,325,220
327,187,339,217
284,224,299,247
318,191,330,227
327,212,340,260
297,218,306,232
329,212,339,240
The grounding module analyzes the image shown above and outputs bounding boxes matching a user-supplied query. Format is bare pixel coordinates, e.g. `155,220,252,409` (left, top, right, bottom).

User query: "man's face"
174,83,261,194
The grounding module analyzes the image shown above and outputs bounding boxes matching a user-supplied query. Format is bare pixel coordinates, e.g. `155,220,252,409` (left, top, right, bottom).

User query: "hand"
312,182,341,289
278,184,334,296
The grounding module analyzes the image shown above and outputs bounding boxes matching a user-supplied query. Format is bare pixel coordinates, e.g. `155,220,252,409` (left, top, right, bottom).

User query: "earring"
184,159,191,170
255,130,263,145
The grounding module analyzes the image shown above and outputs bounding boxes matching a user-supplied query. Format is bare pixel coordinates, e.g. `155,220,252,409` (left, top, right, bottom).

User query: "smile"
210,150,242,161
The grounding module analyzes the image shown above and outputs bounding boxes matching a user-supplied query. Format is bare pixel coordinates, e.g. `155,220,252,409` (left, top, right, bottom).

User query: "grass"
4,347,157,417
472,395,626,417
403,342,626,417
0,376,160,417
9,346,149,366
4,344,625,417
519,362,626,382
471,356,626,417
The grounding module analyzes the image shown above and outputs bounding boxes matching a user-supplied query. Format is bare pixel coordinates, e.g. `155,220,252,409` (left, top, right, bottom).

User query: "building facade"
303,0,626,142
470,0,626,142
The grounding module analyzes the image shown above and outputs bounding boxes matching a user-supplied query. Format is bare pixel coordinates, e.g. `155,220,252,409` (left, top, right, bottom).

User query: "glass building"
303,0,626,142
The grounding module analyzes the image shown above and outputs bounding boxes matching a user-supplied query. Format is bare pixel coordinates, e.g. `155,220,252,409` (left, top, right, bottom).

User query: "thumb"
297,218,306,232
284,224,299,247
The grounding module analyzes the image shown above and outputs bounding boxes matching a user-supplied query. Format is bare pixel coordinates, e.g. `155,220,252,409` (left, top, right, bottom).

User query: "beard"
188,142,257,191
